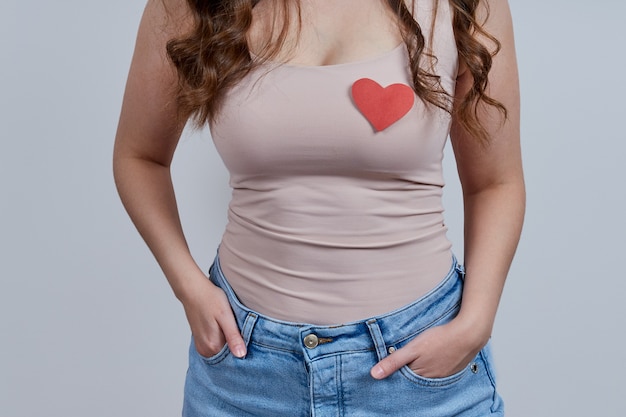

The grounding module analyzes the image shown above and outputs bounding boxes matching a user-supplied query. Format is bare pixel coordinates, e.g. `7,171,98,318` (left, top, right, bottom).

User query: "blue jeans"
183,254,504,416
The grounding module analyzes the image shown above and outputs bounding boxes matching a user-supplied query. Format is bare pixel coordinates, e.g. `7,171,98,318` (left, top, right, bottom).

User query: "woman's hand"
370,317,488,380
179,276,247,359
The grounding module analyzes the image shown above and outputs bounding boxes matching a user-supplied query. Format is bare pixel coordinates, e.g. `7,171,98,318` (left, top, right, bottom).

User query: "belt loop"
366,319,388,362
453,254,465,279
241,312,258,348
456,263,466,280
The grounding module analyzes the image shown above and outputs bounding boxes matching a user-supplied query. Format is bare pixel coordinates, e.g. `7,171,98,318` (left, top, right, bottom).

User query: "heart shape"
351,78,415,132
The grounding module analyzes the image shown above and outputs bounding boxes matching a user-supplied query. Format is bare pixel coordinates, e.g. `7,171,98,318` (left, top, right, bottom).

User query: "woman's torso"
209,0,459,325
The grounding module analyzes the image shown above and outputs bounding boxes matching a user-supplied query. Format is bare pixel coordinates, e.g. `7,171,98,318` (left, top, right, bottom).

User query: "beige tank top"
210,1,458,325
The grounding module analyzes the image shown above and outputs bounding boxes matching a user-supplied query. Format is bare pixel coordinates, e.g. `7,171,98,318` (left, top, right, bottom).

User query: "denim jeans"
183,254,504,416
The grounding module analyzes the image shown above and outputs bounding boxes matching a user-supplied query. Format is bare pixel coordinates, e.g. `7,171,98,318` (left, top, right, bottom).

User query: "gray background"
1,1,624,416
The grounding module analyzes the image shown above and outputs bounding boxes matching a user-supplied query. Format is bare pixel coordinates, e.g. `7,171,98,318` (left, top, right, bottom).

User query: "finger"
370,346,416,380
217,310,247,358
194,332,226,358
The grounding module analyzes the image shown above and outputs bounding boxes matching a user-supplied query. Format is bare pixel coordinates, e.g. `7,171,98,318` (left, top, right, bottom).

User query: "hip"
182,252,504,417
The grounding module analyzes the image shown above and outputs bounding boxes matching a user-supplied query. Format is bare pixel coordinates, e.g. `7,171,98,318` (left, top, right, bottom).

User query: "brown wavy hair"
166,0,506,144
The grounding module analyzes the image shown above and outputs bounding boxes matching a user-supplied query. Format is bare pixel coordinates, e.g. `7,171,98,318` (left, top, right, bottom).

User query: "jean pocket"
192,338,231,365
398,361,472,387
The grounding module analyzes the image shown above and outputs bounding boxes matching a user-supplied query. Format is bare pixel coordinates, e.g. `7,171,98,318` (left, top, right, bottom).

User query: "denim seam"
337,355,345,417
199,343,231,365
387,300,461,346
250,340,303,354
479,349,499,413
398,363,470,387
306,348,376,363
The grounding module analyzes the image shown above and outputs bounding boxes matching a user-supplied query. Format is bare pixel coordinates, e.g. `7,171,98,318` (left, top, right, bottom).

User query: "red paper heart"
351,78,415,132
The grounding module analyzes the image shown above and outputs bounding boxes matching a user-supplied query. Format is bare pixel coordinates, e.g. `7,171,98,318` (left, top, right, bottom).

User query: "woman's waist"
209,251,464,352
216,234,453,325
226,205,447,246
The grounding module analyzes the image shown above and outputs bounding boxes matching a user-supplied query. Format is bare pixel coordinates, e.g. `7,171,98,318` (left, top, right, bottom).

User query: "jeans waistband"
209,254,464,362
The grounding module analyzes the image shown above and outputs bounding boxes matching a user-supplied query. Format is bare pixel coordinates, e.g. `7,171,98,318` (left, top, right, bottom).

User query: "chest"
248,0,403,67
210,46,455,182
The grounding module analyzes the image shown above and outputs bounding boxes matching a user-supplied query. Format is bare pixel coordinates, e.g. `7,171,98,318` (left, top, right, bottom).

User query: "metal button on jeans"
303,334,319,349
470,363,479,374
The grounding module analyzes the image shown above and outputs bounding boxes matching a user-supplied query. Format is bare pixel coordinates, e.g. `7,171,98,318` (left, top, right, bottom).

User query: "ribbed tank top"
210,1,459,325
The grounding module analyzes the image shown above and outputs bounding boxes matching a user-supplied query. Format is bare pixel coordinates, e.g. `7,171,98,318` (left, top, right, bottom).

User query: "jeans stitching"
479,348,500,413
398,363,470,387
387,300,461,346
198,342,231,365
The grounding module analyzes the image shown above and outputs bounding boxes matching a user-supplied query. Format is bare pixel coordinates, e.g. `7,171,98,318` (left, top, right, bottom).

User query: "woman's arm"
113,0,246,358
371,0,523,379
447,0,524,355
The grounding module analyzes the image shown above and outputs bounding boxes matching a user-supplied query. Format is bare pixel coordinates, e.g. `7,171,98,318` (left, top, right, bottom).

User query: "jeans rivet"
470,363,479,374
388,347,396,354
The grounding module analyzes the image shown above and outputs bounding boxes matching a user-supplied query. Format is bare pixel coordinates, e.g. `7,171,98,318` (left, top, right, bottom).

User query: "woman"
114,0,523,415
